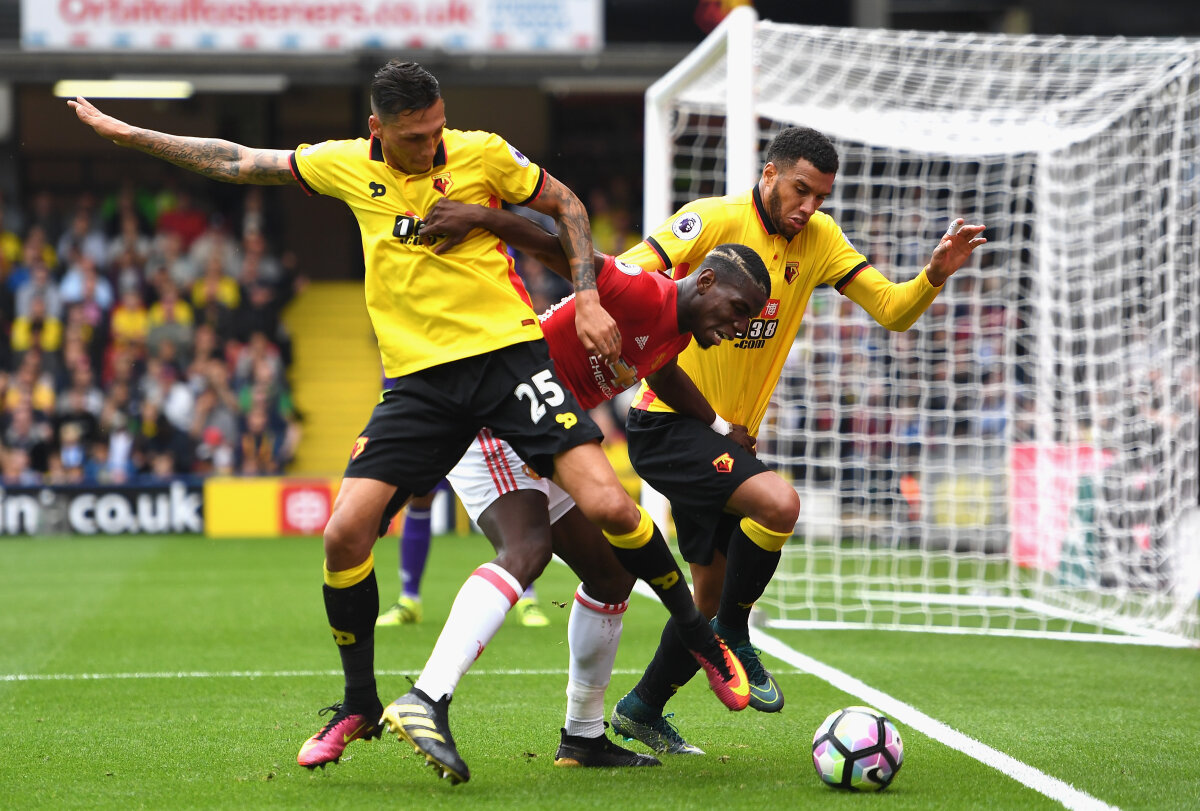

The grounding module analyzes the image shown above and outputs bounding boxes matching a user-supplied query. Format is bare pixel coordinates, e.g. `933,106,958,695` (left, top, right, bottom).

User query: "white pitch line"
1,665,808,683
750,628,1120,811
625,579,1117,811
0,667,638,682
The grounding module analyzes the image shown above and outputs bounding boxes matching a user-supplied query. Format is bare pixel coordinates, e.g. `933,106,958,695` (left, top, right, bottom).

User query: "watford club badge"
351,436,369,459
784,262,799,285
712,452,735,473
432,172,453,195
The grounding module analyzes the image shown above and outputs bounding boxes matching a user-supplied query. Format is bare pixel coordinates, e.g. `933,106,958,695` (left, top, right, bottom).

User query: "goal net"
645,8,1200,646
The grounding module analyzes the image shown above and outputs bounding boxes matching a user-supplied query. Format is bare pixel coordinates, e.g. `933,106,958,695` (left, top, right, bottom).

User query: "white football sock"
414,562,520,702
563,584,627,738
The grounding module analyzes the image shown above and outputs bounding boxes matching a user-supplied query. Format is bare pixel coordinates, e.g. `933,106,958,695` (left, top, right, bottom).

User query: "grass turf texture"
1,534,1197,809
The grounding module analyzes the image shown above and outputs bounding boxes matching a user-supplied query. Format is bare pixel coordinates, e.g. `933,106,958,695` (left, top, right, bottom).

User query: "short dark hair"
702,243,771,298
370,60,441,118
765,126,839,175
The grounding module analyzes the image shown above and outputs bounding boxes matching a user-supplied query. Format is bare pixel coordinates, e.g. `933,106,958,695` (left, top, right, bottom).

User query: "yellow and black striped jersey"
291,128,547,378
624,185,942,435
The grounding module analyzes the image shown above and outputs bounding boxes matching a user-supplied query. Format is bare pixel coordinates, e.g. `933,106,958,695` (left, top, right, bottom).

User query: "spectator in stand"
191,251,240,311
156,188,208,251
3,398,53,474
237,402,286,475
7,352,57,413
132,397,192,478
109,285,150,360
104,209,153,270
233,257,283,345
138,351,195,433
25,190,64,251
188,217,239,275
56,366,103,437
51,421,88,484
56,207,107,271
0,191,23,267
147,282,195,361
192,265,238,346
147,230,198,291
60,253,115,312
11,295,64,364
190,365,241,457
14,261,63,321
98,179,157,238
1,446,39,485
184,324,222,385
233,331,282,389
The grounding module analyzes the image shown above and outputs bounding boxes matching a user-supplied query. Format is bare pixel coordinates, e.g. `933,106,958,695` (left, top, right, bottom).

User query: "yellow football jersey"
624,186,941,435
291,129,547,378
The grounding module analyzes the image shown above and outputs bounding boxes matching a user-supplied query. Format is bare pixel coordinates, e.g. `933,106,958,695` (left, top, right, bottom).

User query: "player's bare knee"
496,544,553,587
578,486,639,533
579,569,635,605
751,483,801,533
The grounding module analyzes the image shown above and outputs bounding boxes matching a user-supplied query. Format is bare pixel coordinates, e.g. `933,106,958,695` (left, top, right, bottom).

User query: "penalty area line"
750,627,1120,811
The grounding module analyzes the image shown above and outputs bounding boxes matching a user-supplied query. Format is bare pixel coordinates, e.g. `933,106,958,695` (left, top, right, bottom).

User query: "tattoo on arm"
535,176,595,291
128,127,294,185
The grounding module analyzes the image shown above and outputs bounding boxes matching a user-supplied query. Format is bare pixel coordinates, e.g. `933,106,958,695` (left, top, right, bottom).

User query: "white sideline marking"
0,667,651,682
751,628,1120,811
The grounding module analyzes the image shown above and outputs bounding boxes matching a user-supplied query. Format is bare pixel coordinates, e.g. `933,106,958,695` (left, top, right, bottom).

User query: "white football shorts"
446,427,576,525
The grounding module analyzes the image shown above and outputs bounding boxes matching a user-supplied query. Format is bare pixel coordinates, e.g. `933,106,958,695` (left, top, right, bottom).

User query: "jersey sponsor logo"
670,212,703,240
556,412,578,429
369,181,386,198
735,300,781,350
712,452,735,474
392,214,439,247
616,259,643,276
351,436,369,459
508,143,531,167
635,335,649,349
522,464,543,481
784,262,799,284
432,172,453,195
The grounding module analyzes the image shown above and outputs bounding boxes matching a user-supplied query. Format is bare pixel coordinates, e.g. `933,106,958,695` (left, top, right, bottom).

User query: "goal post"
643,10,1200,646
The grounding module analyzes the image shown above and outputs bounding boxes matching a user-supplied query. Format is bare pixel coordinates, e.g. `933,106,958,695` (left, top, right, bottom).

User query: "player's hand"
575,290,621,365
926,218,987,286
728,424,757,456
423,198,482,255
67,97,132,145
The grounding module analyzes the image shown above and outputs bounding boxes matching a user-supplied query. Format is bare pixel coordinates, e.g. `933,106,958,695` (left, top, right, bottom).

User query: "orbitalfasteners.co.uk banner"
23,0,602,53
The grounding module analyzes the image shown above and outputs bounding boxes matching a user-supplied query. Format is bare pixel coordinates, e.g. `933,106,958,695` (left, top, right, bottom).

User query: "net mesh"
659,23,1200,644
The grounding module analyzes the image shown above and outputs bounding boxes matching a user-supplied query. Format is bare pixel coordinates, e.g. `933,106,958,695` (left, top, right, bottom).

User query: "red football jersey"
540,256,691,410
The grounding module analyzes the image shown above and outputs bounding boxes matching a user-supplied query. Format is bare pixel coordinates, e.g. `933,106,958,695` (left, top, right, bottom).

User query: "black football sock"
632,618,702,712
715,517,788,639
322,556,380,709
605,507,705,627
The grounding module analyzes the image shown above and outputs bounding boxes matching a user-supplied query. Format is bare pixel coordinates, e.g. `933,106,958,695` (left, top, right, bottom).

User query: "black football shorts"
626,407,769,565
345,339,601,507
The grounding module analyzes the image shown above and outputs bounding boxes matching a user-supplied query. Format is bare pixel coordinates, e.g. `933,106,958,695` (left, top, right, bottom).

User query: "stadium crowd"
0,182,303,485
0,177,642,488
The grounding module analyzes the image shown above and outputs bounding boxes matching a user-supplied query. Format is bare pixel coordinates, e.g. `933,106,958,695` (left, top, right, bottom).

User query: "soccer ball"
811,706,904,791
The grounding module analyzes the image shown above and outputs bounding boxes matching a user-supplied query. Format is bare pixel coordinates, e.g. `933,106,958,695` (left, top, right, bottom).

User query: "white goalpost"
644,8,1200,646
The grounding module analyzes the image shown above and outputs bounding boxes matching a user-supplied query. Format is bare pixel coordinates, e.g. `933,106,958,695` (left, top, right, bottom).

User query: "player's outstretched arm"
845,217,988,331
645,359,755,454
68,96,296,185
423,198,605,276
525,171,619,364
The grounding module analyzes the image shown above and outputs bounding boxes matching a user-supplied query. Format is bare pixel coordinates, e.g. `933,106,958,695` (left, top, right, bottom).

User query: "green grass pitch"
1,534,1197,809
